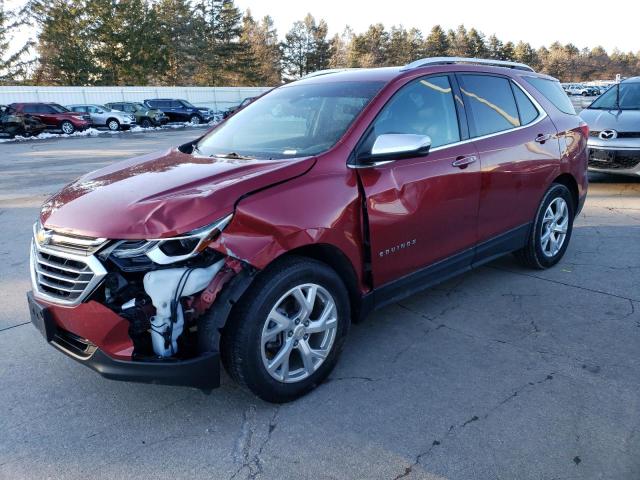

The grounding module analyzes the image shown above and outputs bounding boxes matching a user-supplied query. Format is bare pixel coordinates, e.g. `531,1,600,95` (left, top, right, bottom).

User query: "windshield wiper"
212,152,255,160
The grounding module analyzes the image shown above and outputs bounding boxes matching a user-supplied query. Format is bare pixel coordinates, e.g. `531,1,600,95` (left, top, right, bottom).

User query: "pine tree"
467,28,487,58
0,0,32,83
32,0,95,85
447,25,470,57
328,27,353,68
156,0,199,85
487,34,503,60
239,11,281,85
513,41,537,68
281,14,330,79
387,26,423,65
348,23,388,67
424,25,449,57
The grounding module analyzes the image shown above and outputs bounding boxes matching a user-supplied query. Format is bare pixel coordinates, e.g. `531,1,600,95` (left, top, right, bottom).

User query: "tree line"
0,0,638,86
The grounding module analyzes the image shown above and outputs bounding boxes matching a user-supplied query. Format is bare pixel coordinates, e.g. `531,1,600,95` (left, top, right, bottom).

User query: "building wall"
0,86,272,111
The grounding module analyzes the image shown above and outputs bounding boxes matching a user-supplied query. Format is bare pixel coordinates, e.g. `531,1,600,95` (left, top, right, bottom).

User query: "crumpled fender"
208,161,367,289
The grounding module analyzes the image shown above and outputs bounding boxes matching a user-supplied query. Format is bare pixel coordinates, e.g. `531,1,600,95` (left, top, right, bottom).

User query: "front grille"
590,131,640,139
34,250,95,302
588,149,640,170
30,225,108,306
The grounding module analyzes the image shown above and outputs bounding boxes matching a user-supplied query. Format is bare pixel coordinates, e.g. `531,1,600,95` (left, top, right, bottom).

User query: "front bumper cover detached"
27,291,220,389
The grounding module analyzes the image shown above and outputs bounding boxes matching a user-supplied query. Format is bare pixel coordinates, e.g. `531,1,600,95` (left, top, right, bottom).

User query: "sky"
4,0,638,53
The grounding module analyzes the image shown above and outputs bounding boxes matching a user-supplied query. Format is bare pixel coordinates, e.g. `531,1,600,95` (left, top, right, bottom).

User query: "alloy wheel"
61,122,74,134
108,120,119,131
260,283,338,383
541,197,569,257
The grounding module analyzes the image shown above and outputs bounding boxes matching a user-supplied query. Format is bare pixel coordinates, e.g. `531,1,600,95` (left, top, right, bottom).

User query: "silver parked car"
66,104,136,131
580,77,640,176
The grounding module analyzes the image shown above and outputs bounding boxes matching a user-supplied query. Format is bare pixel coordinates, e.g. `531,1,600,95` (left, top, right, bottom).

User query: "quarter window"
371,75,460,148
459,74,521,137
511,83,539,125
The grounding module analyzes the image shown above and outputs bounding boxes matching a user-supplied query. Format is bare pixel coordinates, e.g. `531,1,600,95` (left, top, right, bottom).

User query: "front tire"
107,118,120,131
514,183,575,269
60,121,75,134
220,256,350,403
189,114,201,125
140,118,152,128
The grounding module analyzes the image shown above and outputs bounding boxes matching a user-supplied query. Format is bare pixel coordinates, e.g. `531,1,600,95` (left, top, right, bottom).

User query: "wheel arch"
272,244,363,323
552,173,579,211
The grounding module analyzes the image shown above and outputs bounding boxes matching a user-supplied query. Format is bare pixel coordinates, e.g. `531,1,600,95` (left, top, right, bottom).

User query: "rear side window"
23,105,38,113
526,77,576,115
459,74,520,137
511,83,540,125
372,75,460,148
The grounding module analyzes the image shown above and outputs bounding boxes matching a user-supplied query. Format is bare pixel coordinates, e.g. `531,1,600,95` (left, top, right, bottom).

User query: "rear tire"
220,256,350,403
514,183,575,269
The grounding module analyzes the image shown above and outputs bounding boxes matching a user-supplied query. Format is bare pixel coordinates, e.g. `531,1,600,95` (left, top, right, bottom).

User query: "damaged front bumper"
27,291,221,389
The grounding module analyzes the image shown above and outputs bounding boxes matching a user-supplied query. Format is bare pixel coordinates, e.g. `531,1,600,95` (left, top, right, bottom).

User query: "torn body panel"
208,159,369,293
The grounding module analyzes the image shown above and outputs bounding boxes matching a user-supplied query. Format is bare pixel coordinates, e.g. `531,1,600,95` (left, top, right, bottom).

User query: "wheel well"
283,244,363,322
553,173,579,211
106,117,119,125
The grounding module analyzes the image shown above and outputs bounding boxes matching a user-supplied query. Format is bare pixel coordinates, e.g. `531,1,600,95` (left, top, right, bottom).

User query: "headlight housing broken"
111,214,233,265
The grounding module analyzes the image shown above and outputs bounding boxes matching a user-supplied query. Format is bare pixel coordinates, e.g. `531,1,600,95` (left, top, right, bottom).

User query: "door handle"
535,133,552,143
452,155,477,169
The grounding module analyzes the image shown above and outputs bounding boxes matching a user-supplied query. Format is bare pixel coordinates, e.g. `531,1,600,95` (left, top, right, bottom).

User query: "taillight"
579,121,589,139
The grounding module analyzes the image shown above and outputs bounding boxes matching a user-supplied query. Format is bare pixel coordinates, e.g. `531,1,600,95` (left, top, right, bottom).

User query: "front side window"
370,75,460,148
196,81,384,159
459,74,520,137
171,101,183,108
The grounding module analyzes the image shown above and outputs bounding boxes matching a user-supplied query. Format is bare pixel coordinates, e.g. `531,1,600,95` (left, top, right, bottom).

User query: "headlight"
111,214,232,265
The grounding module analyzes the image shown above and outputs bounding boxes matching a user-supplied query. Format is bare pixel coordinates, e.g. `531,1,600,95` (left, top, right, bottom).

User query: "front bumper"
587,145,640,175
27,291,220,389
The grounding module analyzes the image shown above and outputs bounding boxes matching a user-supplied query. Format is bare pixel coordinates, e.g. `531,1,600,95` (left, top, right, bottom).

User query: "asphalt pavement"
0,130,639,480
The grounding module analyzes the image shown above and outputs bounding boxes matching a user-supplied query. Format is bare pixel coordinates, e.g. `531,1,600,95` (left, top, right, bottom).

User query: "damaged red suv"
28,58,588,402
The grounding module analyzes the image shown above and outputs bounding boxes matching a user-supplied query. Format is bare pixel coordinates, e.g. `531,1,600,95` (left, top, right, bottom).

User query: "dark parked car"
0,104,47,138
28,57,587,402
223,96,257,119
144,98,214,124
580,76,640,176
10,102,91,134
104,102,168,128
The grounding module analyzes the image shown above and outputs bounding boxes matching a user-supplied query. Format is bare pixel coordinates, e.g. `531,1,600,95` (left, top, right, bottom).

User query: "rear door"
457,73,560,249
356,74,481,287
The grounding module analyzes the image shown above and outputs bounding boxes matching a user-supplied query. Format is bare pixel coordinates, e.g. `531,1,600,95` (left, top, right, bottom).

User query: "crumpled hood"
579,108,640,131
41,148,315,239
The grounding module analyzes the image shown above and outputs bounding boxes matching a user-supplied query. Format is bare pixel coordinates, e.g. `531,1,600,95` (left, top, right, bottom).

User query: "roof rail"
401,57,535,73
300,68,355,79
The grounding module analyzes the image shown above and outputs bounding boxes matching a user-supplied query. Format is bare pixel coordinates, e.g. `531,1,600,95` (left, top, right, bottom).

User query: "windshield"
195,81,384,159
181,100,197,108
133,103,146,111
589,82,640,110
50,103,70,113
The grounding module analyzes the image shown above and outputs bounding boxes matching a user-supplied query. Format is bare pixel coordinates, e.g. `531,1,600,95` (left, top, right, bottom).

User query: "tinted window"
170,101,182,108
196,81,384,159
511,83,539,125
23,105,38,113
372,75,460,148
526,77,576,115
460,74,520,137
146,100,159,107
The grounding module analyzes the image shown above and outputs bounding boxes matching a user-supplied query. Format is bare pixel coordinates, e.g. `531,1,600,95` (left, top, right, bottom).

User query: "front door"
356,75,481,287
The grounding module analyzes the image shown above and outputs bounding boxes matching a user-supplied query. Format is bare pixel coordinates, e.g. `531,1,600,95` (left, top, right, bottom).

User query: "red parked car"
11,102,91,134
28,58,587,402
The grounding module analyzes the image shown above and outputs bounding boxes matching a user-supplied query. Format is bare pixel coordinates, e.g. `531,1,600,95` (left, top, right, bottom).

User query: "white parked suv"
67,104,136,131
565,84,592,96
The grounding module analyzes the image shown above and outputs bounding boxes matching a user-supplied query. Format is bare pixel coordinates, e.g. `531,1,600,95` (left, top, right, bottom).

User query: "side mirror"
97,110,104,114
359,133,432,165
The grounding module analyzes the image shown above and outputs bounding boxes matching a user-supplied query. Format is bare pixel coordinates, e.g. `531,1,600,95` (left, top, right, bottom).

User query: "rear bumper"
27,291,220,389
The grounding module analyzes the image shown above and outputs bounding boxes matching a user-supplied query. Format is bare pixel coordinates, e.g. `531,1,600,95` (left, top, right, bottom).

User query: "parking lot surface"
1,131,639,480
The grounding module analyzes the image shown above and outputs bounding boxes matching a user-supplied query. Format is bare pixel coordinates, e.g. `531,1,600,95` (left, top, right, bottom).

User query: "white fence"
0,86,272,112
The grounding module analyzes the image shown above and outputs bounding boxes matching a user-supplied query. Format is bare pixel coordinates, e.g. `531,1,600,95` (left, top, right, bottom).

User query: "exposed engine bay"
31,214,252,362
